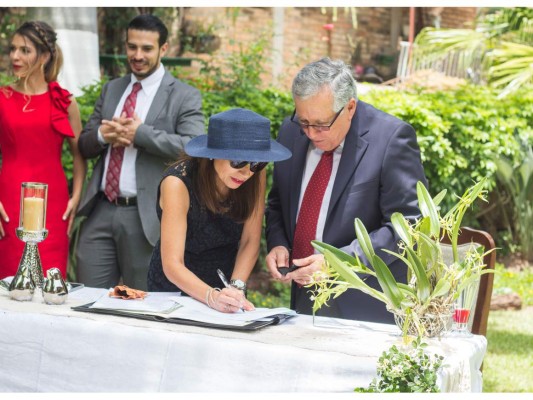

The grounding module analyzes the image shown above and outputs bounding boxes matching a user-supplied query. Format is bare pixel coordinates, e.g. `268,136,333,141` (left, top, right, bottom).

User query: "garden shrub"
363,84,533,214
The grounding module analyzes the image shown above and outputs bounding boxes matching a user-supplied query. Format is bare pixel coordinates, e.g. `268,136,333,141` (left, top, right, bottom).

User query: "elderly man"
265,57,427,323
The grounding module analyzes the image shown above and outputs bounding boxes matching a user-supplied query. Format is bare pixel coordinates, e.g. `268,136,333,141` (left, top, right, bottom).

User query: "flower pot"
393,310,453,338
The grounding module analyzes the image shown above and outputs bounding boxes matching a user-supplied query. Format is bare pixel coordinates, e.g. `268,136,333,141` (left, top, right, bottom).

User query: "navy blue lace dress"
147,160,244,292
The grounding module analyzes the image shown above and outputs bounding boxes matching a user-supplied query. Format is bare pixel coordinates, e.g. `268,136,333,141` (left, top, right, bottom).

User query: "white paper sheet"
90,291,182,314
167,296,296,326
86,291,295,327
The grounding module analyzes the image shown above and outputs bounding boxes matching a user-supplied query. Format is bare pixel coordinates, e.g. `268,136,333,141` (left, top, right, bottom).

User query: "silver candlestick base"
15,227,48,289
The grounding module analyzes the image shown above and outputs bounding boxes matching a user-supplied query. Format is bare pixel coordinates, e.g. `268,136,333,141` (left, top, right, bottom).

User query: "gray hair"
292,57,358,112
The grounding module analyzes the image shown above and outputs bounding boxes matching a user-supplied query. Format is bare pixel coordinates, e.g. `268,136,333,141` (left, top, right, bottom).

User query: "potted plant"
311,178,495,338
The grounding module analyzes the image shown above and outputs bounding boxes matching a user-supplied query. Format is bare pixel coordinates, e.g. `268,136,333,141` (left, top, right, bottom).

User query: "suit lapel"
289,131,311,238
326,102,369,219
104,76,130,119
144,71,174,125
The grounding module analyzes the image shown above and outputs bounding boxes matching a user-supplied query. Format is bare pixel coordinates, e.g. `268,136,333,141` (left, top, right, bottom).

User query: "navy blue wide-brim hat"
185,108,292,162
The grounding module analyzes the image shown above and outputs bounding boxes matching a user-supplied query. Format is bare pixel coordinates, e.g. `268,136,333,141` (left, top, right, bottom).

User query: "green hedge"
362,84,533,211
6,71,533,215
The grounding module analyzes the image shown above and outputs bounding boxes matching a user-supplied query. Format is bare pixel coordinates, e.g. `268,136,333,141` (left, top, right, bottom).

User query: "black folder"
72,302,294,331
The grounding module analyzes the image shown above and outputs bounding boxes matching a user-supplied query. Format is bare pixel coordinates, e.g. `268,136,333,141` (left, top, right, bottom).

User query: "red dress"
0,82,74,279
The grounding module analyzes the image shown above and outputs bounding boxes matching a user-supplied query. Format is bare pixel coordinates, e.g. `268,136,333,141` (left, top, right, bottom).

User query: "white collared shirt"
297,141,345,247
99,63,166,196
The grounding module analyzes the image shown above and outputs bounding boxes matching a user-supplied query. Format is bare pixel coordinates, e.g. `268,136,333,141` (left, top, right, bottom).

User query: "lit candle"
23,197,45,231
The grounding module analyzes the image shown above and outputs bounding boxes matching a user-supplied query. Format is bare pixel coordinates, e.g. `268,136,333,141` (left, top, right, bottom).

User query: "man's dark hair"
127,14,168,47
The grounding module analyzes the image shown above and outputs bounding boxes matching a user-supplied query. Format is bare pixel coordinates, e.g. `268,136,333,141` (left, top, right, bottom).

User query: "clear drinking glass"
449,278,480,337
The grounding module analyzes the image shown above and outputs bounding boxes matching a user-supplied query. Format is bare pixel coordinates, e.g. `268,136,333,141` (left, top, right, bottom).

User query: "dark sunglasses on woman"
229,160,268,173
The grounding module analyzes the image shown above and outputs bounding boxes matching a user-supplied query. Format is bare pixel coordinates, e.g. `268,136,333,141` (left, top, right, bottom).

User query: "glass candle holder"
19,182,48,232
11,182,49,292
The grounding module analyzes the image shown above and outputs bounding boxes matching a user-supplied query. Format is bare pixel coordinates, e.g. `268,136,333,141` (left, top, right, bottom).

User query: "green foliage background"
362,85,533,211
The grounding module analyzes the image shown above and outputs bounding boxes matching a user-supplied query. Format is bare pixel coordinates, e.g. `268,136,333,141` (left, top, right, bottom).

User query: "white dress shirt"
99,63,165,197
296,141,345,248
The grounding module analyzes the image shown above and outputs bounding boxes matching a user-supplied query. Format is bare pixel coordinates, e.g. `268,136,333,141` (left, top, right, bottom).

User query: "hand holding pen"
214,269,255,313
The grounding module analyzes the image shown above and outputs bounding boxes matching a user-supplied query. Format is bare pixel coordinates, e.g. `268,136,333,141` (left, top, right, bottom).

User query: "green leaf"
418,216,432,237
432,189,447,207
371,254,404,309
424,279,452,308
312,240,375,275
397,282,416,295
417,181,441,237
391,212,413,248
322,249,389,305
355,218,376,261
405,247,431,302
311,240,357,265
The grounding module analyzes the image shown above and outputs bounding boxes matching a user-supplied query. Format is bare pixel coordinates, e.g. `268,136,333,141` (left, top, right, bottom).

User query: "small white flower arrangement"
355,337,445,393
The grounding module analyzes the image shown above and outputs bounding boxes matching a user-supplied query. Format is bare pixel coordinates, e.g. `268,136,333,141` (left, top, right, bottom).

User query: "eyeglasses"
229,160,268,173
290,105,345,132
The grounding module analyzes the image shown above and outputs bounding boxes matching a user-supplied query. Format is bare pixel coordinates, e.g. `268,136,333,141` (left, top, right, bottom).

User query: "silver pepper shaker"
8,264,35,301
42,268,68,305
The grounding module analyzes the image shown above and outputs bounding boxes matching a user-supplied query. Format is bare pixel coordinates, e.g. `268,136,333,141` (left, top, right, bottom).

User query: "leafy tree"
414,7,533,97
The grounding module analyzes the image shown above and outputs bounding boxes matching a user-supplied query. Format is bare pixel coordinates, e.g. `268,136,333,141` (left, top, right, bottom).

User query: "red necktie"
292,151,334,261
104,82,142,202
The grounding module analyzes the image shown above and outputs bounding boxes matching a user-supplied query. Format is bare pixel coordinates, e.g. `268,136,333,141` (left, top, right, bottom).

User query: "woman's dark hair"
14,20,63,84
175,154,262,223
127,14,168,47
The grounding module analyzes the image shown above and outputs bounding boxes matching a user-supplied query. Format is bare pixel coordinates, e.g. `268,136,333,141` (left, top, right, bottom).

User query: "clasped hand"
101,112,142,148
211,286,255,313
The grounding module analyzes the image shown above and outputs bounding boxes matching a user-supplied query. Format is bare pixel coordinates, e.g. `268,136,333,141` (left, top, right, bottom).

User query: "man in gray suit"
76,15,204,290
265,58,427,323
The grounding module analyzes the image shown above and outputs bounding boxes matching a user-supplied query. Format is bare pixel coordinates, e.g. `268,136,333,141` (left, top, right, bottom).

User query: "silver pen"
217,269,231,289
216,269,244,312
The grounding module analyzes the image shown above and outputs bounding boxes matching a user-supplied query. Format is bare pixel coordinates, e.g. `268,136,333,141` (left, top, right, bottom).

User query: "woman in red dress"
0,21,86,279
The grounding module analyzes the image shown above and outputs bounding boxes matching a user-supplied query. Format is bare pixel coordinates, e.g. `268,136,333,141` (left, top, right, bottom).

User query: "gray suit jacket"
77,70,204,246
266,100,427,322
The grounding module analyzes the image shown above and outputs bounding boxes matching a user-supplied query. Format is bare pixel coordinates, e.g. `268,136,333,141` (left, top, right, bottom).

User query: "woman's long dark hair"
174,153,261,223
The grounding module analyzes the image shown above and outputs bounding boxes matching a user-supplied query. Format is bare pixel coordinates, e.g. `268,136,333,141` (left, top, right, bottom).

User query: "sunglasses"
229,160,268,173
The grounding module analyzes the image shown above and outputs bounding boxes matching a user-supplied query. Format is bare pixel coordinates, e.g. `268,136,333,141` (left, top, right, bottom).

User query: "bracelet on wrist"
209,287,221,309
205,288,213,308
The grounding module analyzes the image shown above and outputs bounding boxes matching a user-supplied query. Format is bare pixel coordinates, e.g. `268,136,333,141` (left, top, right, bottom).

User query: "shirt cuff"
97,127,105,145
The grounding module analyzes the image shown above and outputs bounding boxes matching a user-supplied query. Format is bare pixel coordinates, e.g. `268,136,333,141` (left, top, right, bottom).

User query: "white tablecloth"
0,287,486,392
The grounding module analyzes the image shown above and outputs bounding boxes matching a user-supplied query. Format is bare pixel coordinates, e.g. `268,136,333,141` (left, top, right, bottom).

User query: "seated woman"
147,108,291,313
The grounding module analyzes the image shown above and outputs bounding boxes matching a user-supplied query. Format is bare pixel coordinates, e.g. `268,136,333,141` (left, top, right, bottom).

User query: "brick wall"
0,7,478,91
180,7,477,91
440,7,478,29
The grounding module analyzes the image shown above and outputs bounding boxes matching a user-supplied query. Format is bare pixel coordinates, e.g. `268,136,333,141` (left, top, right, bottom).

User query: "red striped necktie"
292,150,334,261
104,82,142,202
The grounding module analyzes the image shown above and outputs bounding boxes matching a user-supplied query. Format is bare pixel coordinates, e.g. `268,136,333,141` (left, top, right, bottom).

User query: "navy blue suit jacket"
266,100,427,323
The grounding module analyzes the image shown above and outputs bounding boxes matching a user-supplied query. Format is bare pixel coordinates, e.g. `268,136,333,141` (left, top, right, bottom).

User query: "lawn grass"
483,309,533,392
483,263,533,392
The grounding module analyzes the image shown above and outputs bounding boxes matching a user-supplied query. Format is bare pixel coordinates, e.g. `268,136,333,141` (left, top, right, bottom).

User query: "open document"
72,290,296,331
